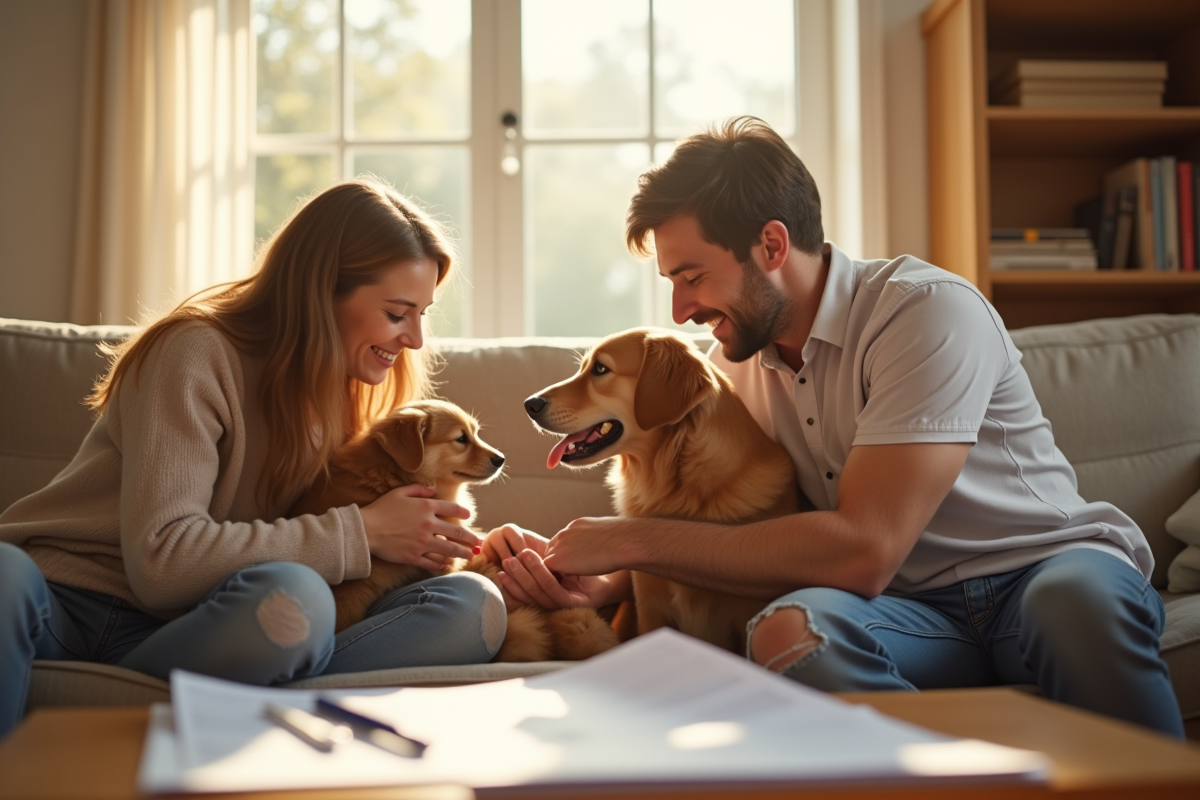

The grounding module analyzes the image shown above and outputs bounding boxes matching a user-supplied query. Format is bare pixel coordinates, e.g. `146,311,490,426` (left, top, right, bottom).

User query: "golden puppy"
290,399,618,662
525,328,800,654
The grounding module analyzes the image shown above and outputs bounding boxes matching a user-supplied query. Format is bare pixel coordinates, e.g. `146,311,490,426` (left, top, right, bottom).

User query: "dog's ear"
372,408,426,473
633,332,720,430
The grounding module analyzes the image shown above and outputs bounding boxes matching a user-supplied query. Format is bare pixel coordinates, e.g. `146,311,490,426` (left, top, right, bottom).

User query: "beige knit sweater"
0,322,371,619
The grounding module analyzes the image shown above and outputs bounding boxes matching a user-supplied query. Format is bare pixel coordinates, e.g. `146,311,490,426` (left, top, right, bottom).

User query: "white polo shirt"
709,243,1153,594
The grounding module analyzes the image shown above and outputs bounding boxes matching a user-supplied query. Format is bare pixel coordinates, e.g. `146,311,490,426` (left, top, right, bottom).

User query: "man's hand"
482,523,549,564
542,516,637,577
483,523,630,610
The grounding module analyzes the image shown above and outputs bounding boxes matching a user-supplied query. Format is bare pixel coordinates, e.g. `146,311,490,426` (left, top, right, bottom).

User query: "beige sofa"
2,314,1198,739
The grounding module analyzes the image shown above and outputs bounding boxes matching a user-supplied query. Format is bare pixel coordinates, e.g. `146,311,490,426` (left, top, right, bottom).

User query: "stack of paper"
991,60,1168,108
138,628,1049,794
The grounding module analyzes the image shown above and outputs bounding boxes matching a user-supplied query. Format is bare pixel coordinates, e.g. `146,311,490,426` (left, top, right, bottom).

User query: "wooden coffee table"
1,687,1198,800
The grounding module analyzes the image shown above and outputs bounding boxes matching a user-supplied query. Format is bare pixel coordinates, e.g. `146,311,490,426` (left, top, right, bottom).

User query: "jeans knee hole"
256,589,310,648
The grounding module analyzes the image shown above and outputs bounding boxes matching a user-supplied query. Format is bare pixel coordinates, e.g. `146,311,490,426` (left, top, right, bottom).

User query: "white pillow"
1165,488,1200,593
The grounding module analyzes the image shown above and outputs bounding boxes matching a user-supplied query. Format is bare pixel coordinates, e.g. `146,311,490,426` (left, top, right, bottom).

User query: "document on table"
138,627,1049,794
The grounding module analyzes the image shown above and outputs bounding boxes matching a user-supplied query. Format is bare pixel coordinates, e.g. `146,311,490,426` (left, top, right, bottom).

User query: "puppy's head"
370,399,505,487
524,327,720,469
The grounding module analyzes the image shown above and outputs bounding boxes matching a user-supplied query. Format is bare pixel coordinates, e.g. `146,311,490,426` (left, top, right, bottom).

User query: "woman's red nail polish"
472,546,481,555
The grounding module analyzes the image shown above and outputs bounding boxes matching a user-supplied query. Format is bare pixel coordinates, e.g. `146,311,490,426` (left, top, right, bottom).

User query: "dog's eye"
456,433,469,444
591,361,609,376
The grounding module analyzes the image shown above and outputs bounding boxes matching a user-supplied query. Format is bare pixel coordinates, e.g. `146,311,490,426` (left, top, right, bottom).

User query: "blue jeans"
750,548,1184,738
0,542,505,739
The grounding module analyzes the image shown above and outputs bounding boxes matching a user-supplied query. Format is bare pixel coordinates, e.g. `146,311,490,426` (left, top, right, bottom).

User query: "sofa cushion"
1161,593,1200,732
1009,314,1200,589
0,318,134,514
1165,488,1200,594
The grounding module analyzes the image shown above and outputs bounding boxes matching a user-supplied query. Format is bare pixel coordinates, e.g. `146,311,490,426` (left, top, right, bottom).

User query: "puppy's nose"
524,395,547,419
491,454,505,469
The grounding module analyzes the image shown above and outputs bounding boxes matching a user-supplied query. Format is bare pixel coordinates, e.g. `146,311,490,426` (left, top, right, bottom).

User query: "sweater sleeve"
114,325,371,610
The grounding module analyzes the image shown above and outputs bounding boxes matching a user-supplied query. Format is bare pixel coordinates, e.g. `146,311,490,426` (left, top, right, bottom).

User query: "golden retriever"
290,398,619,662
525,328,800,654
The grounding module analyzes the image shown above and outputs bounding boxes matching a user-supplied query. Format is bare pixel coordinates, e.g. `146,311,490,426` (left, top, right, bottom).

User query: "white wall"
0,0,87,322
881,0,933,261
0,0,934,323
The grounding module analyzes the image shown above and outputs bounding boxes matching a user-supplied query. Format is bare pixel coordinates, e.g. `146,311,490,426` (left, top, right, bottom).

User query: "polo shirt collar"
756,241,855,372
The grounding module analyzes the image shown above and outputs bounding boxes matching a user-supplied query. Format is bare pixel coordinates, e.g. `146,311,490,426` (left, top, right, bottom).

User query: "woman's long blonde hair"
89,179,455,506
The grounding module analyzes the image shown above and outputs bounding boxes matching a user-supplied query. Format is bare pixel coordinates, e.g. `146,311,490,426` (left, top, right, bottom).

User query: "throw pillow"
1165,487,1200,593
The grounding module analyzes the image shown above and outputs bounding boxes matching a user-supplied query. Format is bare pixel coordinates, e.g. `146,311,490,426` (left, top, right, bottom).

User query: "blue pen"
315,697,427,758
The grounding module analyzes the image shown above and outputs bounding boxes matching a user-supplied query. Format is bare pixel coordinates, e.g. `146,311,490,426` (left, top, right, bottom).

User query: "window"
254,0,818,337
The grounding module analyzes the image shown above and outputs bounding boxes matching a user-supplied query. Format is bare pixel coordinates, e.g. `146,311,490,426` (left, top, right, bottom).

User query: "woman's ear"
373,409,426,473
633,332,720,431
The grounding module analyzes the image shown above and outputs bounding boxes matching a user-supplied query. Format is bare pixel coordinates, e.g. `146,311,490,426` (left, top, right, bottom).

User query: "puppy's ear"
633,333,719,430
373,409,426,473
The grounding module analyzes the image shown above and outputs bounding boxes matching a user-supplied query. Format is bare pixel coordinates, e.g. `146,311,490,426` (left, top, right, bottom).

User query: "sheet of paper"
140,628,1048,794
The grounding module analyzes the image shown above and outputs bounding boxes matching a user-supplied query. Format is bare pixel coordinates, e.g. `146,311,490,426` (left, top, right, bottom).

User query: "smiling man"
490,116,1182,738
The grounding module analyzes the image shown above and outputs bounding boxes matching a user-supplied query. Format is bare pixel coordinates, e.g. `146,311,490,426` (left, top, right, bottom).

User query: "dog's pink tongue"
547,430,592,469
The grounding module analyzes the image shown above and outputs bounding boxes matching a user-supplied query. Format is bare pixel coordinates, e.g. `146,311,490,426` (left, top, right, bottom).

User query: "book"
993,78,1165,95
990,253,1098,270
991,227,1090,241
1181,161,1196,272
994,59,1168,85
997,90,1162,109
1162,156,1179,271
1111,185,1137,270
1073,193,1118,269
1104,158,1154,270
1194,162,1200,272
1151,159,1165,270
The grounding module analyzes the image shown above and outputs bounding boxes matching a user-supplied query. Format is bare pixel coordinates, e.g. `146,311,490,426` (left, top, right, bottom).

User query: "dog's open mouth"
547,420,623,468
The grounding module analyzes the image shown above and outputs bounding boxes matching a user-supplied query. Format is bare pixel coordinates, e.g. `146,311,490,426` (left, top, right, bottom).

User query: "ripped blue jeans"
0,542,505,739
748,548,1184,738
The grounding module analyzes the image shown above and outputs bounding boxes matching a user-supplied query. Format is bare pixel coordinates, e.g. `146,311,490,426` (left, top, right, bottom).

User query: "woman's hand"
359,484,480,571
481,523,550,564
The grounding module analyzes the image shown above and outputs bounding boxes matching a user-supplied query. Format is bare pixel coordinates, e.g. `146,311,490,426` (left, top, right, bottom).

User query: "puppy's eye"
591,361,609,376
456,433,469,444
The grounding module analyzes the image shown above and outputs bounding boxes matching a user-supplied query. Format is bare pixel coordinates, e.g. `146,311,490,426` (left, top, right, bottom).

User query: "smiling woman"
0,178,509,741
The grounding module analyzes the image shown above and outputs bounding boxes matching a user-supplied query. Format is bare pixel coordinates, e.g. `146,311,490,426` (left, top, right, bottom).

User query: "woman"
0,180,506,739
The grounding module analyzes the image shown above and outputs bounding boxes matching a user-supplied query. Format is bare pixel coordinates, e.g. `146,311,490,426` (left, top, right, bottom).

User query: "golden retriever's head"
525,327,721,469
369,399,505,487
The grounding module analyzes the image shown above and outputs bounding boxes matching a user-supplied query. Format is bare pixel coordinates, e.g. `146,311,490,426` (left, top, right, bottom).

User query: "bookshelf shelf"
922,0,1200,328
988,108,1200,158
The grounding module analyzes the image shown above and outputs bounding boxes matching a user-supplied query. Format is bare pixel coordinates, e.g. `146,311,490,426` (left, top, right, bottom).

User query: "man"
487,116,1183,738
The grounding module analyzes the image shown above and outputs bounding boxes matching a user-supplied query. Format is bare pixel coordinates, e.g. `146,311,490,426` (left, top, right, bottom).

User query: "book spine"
1138,158,1155,270
1112,186,1136,270
1151,159,1165,270
1097,191,1118,269
1180,161,1195,272
1163,156,1179,271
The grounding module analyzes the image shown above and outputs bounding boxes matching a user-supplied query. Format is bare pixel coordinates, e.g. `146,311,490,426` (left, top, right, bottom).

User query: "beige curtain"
71,0,252,326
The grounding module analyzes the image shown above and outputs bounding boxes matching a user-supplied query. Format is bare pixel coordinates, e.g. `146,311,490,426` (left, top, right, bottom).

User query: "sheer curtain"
70,0,252,326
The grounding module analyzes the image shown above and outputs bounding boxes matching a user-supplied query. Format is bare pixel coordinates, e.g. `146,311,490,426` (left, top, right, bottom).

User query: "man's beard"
714,259,792,363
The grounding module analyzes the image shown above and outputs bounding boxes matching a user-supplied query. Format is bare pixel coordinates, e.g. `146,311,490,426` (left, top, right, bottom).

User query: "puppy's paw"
493,605,554,662
548,608,620,660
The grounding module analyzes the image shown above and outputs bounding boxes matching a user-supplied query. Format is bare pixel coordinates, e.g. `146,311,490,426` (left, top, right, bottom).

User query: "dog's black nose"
524,395,547,418
491,454,505,469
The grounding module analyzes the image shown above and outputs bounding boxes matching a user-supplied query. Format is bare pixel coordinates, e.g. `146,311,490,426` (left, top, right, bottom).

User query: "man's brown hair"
626,116,823,261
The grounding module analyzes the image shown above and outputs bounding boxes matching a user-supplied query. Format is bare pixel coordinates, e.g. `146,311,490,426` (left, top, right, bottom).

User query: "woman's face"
334,258,438,385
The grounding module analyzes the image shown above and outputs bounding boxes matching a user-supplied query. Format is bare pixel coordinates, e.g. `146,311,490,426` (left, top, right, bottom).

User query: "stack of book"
989,229,1097,271
991,60,1167,108
1099,157,1200,271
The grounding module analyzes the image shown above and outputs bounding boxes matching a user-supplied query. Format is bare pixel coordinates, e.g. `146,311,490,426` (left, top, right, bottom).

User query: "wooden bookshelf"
922,0,1200,329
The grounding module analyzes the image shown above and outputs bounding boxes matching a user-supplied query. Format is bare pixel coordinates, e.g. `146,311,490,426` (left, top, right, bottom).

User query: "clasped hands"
482,522,621,611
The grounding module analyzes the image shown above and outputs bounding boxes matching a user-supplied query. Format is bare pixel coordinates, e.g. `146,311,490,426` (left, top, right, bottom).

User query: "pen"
263,703,353,752
315,697,427,758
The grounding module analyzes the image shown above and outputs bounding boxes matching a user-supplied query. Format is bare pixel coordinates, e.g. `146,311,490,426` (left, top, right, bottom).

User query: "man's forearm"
618,511,889,600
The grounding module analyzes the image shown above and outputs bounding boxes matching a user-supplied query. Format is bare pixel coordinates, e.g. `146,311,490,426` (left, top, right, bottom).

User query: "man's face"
654,215,790,363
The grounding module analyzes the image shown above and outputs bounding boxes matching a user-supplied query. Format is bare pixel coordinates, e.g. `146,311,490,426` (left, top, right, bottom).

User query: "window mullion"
495,0,525,337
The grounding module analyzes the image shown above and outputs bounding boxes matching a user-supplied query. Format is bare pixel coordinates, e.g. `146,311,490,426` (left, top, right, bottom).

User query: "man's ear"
633,332,720,430
759,219,790,271
373,409,426,473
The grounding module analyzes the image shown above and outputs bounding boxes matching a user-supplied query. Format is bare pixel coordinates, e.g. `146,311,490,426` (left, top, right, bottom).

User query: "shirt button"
807,418,814,425
825,471,833,479
798,377,807,384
